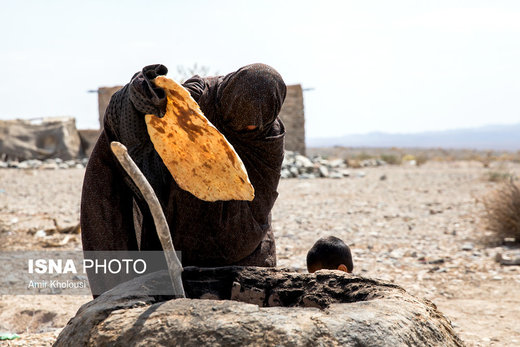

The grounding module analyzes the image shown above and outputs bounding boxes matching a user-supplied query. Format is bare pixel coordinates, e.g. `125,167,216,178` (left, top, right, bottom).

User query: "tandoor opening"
179,266,396,309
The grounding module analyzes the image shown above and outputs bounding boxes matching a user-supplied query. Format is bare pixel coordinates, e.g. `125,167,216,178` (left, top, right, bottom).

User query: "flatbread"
145,76,254,202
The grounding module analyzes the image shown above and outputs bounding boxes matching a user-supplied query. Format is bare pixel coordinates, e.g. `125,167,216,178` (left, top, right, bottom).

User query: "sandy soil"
0,161,519,346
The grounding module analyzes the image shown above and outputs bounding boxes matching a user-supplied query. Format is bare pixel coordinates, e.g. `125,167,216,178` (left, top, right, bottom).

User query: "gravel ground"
0,161,520,346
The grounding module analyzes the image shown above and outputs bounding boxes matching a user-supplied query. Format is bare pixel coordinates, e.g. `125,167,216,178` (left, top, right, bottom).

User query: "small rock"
280,168,292,179
24,159,43,168
328,159,346,168
35,229,47,238
428,259,445,265
17,161,30,169
340,169,351,177
503,237,517,246
389,249,404,259
495,252,520,266
295,155,313,168
41,163,58,170
72,275,88,281
461,243,474,251
7,161,19,168
318,166,329,178
298,173,316,179
289,167,299,177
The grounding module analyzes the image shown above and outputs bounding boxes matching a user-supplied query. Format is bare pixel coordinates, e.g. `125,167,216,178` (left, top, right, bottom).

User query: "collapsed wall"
0,117,82,161
98,86,122,129
278,84,306,155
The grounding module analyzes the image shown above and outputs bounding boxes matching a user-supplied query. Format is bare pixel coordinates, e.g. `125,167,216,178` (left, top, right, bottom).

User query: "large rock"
55,267,463,347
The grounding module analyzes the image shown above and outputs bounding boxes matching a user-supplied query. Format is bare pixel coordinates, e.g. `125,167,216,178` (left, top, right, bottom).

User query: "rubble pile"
0,158,88,170
281,151,386,179
0,151,387,177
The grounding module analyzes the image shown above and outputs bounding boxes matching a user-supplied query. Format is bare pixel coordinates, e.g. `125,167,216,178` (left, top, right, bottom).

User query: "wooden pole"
110,141,185,298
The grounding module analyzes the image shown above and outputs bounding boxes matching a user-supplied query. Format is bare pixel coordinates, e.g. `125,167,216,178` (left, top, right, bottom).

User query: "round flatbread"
145,76,254,202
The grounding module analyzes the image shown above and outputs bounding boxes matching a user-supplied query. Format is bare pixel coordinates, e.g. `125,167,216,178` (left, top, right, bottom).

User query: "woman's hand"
129,64,169,117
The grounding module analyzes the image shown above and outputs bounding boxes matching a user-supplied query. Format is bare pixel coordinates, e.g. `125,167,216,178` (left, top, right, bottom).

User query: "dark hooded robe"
81,64,286,295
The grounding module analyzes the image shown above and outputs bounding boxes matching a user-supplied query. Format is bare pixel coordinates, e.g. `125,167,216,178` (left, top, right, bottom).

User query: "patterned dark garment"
81,64,286,295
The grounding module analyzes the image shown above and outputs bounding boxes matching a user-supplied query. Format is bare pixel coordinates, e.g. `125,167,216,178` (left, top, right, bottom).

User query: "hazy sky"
1,0,519,138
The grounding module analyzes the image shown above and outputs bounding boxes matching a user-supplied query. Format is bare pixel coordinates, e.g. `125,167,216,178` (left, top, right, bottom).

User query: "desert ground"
0,159,519,346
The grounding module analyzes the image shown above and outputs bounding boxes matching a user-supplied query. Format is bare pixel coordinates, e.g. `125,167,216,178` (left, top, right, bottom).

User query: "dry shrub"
380,154,400,165
356,152,373,161
483,180,520,243
347,159,361,168
515,150,520,163
486,171,515,182
415,154,428,166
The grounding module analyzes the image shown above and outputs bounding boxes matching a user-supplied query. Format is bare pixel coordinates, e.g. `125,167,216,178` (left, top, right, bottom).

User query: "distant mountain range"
307,123,520,151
